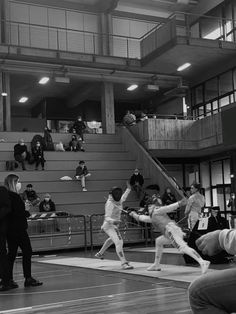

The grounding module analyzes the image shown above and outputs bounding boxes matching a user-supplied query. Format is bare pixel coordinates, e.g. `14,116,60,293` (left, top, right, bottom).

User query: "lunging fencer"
95,182,134,270
129,198,210,274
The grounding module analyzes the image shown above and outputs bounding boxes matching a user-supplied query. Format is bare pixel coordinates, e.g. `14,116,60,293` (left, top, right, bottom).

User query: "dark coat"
76,165,89,176
72,120,86,134
162,192,177,206
32,146,45,161
39,200,56,212
130,173,144,186
7,191,30,234
14,143,28,157
0,186,11,234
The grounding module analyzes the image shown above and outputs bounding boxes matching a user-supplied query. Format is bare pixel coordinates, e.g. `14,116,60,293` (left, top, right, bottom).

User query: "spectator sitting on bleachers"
75,160,91,192
129,168,144,199
21,184,40,211
68,134,85,152
32,141,45,170
14,139,30,171
39,193,56,212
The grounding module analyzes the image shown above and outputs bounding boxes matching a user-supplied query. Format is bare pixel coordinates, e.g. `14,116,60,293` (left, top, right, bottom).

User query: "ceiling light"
19,97,28,103
177,63,191,71
1,92,7,96
39,77,50,85
55,76,70,84
127,84,138,91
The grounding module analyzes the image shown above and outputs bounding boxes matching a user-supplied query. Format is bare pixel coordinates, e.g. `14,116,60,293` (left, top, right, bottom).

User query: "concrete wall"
129,113,223,150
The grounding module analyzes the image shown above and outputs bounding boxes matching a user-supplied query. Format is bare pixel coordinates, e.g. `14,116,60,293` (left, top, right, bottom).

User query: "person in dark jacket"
39,193,56,212
68,134,84,152
14,139,29,170
0,186,14,291
32,141,45,170
4,174,43,287
21,184,40,211
71,116,86,142
75,160,91,191
129,168,144,199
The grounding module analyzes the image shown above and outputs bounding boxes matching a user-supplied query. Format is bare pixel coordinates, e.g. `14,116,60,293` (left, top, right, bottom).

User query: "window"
205,78,218,102
219,71,233,96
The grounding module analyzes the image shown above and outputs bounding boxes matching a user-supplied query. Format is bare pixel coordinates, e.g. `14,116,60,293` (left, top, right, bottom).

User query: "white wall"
7,1,99,53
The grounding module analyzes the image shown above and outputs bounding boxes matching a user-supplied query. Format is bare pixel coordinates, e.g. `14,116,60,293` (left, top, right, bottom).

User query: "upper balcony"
129,103,236,158
140,12,236,77
0,11,236,77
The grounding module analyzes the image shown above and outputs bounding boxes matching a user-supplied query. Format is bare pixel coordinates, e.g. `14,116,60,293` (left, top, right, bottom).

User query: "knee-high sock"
153,236,170,266
99,238,113,255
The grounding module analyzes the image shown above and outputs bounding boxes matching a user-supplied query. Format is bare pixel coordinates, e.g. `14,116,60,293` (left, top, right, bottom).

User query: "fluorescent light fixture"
127,84,138,91
19,97,28,103
177,63,191,72
55,76,70,84
39,77,50,85
1,92,7,96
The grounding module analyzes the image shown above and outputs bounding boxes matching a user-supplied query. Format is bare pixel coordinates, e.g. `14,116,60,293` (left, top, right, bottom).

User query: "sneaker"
82,188,87,192
122,262,134,270
95,252,104,260
9,279,18,289
200,260,210,274
24,277,43,287
147,264,161,271
0,284,10,291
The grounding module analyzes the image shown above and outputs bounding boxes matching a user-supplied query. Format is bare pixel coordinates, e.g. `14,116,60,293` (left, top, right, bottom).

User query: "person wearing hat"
21,184,40,212
129,168,144,199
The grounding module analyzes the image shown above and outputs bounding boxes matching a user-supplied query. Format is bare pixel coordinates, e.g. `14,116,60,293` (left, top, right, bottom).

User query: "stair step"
0,169,135,182
20,180,137,193
0,160,136,171
37,200,139,216
0,142,124,152
0,151,132,161
0,132,121,143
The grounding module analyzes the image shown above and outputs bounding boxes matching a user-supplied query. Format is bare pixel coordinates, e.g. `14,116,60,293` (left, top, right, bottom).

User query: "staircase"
0,132,141,216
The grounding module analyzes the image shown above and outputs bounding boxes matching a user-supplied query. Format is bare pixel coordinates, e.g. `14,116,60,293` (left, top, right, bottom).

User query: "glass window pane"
211,161,223,185
225,186,231,212
212,188,218,206
216,186,225,211
219,71,233,95
219,96,230,108
223,159,231,184
195,85,203,105
198,106,204,116
205,78,218,102
212,100,218,112
185,164,199,187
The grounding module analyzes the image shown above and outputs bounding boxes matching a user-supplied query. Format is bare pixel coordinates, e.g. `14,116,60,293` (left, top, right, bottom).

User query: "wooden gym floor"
0,247,230,314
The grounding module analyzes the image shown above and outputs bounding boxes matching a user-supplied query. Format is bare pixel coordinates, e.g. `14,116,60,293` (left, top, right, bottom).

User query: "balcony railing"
1,12,236,60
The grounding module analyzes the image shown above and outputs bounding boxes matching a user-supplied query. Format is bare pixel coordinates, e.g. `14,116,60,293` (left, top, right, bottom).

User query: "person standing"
4,174,43,287
71,116,86,143
188,229,236,314
0,186,13,291
185,183,205,230
129,168,144,199
95,182,134,270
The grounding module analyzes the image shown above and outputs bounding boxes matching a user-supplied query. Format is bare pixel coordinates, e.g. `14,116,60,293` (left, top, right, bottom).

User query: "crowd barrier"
27,212,151,252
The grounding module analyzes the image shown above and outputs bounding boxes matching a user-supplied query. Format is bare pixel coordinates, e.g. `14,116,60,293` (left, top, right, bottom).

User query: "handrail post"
83,215,87,252
89,215,93,252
